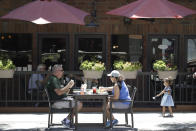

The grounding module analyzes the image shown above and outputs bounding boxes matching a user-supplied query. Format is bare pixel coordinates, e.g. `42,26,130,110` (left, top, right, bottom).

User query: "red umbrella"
1,0,89,25
106,0,196,18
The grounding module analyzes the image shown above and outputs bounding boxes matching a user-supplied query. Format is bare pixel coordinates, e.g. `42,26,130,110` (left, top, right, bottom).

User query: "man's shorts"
52,97,80,109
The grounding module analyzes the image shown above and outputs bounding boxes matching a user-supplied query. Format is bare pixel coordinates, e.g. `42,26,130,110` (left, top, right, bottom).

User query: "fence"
0,71,196,107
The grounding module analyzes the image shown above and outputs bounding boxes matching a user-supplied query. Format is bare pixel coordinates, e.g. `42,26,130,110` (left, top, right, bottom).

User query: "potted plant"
153,60,177,80
113,60,142,79
80,60,105,79
0,58,16,78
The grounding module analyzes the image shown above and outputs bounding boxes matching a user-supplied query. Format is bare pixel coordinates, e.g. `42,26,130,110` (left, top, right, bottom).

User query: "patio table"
73,89,108,129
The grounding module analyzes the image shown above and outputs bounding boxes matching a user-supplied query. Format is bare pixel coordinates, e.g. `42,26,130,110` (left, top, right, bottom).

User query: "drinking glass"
92,87,96,94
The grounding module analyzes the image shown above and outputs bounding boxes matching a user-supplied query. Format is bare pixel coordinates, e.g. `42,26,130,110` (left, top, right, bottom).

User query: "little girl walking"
153,77,174,117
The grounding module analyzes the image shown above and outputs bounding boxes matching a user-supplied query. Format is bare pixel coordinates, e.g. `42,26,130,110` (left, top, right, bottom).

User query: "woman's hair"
114,76,123,90
164,77,173,86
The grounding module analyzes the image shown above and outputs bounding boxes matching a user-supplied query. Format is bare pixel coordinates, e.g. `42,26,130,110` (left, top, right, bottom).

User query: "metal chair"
109,85,137,128
44,86,74,128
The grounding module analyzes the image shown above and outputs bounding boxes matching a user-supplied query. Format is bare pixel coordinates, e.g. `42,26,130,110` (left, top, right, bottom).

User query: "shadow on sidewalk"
0,125,137,131
44,124,137,131
158,122,196,131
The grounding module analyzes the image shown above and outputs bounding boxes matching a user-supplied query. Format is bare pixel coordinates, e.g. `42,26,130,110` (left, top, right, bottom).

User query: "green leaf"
113,60,142,71
153,60,177,71
0,59,15,70
80,60,105,71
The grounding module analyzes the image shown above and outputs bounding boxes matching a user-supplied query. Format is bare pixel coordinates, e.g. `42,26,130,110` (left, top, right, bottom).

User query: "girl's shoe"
162,113,166,117
168,114,174,117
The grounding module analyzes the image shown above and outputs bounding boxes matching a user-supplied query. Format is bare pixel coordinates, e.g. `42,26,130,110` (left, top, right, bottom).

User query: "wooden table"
73,93,108,129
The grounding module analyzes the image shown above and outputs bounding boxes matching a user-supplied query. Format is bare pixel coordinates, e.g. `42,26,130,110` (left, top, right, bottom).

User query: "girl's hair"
164,77,173,86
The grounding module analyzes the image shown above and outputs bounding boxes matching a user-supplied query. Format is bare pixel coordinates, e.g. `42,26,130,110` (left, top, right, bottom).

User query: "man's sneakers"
61,118,71,128
106,120,111,128
112,119,119,126
106,119,119,128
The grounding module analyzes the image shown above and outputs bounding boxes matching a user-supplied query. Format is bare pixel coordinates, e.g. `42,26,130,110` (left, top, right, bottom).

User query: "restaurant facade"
0,0,196,111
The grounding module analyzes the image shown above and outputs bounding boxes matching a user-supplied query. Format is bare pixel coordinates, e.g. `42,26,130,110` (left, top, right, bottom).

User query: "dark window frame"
74,34,106,70
0,33,33,67
110,34,144,70
184,35,196,69
37,33,69,70
147,34,179,71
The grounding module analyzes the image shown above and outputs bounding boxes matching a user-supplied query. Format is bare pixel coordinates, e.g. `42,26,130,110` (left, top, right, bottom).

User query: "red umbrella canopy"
1,0,89,25
106,0,196,18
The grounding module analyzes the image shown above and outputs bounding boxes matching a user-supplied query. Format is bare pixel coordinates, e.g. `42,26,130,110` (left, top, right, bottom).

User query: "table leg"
103,97,107,127
75,98,78,129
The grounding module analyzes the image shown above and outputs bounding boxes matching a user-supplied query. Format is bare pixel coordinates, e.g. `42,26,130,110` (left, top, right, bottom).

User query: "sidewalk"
0,112,196,131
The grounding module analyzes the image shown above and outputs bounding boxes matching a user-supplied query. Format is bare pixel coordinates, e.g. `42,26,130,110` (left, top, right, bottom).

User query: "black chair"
109,85,137,128
44,86,74,128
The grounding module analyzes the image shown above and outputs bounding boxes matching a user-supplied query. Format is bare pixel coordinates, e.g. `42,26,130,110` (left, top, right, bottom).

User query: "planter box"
118,70,138,79
157,71,178,80
83,70,103,79
0,70,15,78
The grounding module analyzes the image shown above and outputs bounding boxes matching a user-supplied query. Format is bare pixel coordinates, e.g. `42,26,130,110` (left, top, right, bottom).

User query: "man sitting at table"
45,64,83,128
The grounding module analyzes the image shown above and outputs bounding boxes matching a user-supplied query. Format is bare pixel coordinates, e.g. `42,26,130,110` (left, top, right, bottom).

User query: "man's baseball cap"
107,70,120,77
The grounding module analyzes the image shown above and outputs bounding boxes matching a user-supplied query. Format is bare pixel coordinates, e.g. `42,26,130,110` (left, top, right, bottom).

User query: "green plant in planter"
153,60,177,71
0,59,15,70
80,60,105,71
113,60,142,71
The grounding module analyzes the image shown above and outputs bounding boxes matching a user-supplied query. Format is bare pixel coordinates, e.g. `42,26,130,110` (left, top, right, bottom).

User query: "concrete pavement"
0,112,196,131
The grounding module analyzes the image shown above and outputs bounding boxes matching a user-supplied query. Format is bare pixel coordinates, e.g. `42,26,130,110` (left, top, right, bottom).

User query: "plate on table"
98,92,108,95
73,90,80,94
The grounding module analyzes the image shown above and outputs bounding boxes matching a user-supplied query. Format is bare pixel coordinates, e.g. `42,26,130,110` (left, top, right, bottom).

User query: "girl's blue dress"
160,86,174,106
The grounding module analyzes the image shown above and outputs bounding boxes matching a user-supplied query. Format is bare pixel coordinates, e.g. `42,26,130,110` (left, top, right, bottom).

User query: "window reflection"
111,35,142,69
40,37,67,70
0,33,32,70
187,39,196,63
150,37,176,67
77,38,103,69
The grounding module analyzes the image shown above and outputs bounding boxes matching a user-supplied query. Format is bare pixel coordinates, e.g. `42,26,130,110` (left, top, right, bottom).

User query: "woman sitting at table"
102,70,131,127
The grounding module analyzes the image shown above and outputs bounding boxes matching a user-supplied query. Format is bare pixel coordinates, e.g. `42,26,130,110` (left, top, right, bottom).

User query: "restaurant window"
148,35,178,71
0,33,32,71
75,34,106,70
111,35,143,69
185,36,196,72
38,34,69,70
187,38,196,64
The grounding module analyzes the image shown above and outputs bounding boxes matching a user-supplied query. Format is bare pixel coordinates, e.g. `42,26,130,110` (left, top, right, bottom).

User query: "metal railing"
0,71,196,107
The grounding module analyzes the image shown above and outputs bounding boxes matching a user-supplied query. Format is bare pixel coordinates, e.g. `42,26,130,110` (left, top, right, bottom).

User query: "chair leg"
70,110,74,127
51,112,53,125
131,111,134,128
125,113,128,126
48,111,51,128
110,103,112,128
